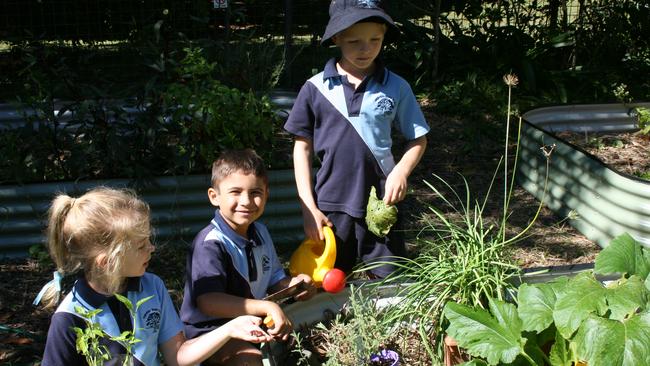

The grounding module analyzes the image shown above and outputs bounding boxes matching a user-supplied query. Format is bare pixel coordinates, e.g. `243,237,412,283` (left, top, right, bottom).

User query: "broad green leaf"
488,296,522,340
595,233,650,279
574,311,650,366
518,278,567,333
460,361,488,366
553,273,607,338
548,329,572,366
444,299,525,365
605,276,648,321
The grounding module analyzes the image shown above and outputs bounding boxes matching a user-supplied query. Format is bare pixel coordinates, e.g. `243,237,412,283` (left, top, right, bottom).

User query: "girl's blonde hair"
40,187,151,308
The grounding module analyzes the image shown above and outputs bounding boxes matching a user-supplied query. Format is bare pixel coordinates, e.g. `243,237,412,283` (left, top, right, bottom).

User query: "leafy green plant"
73,307,112,366
312,285,423,366
73,295,152,366
634,107,650,135
443,232,650,366
111,294,153,366
162,46,280,167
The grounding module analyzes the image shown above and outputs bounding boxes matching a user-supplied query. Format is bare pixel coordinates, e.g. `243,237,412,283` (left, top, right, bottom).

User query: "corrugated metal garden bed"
518,103,650,248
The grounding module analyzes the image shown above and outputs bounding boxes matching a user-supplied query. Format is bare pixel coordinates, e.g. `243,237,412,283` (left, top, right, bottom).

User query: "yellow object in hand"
288,226,337,284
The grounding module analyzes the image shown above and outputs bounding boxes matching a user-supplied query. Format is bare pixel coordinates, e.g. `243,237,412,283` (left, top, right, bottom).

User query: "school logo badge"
144,308,161,330
358,0,379,9
261,255,271,273
375,95,395,116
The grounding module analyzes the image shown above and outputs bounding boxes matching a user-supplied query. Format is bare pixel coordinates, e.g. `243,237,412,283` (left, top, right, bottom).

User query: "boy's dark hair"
211,149,268,188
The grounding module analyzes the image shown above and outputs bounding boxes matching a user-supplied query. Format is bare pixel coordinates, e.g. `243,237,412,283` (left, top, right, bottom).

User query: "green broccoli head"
365,186,398,238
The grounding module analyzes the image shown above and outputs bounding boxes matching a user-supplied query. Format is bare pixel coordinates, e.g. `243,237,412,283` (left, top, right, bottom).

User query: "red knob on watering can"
288,226,346,293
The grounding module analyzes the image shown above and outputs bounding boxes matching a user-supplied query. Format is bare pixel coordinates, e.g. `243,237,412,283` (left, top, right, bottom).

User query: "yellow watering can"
289,226,337,284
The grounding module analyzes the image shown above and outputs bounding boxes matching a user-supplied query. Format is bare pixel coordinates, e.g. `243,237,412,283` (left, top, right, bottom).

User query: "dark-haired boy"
180,149,314,366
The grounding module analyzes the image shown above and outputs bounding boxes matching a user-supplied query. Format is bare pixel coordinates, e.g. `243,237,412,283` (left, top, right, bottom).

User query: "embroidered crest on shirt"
375,95,395,116
144,308,161,330
262,255,271,273
358,0,380,9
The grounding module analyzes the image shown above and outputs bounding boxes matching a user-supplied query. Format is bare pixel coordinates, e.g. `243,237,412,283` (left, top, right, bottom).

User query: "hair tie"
33,271,63,306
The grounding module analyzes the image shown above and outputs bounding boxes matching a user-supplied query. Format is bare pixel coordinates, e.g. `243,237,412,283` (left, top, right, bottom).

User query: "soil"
554,130,650,179
0,102,618,365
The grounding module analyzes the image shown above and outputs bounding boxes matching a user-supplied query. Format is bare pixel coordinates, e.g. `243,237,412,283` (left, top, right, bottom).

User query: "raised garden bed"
517,103,650,249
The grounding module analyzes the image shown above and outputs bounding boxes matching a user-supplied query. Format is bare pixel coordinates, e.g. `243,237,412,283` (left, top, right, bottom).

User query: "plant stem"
502,82,512,240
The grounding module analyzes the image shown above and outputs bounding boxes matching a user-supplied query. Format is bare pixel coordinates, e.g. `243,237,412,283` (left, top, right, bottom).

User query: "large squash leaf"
548,329,573,366
553,272,607,338
595,233,650,279
605,276,648,321
444,298,525,365
518,277,568,333
573,311,650,366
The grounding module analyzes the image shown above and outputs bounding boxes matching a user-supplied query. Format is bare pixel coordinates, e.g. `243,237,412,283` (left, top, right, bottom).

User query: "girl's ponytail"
35,195,77,308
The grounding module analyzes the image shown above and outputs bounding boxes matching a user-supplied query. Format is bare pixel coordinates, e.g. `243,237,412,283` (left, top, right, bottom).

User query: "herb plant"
73,307,112,366
73,294,152,366
443,232,650,366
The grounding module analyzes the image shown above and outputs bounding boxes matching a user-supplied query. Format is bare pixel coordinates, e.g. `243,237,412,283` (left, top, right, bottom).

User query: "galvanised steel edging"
0,171,304,257
517,103,650,249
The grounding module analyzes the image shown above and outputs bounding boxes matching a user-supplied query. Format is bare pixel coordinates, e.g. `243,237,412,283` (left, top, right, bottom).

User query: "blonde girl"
37,187,271,366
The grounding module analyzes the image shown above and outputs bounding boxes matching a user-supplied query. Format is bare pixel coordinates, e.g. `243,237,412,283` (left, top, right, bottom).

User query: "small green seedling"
74,294,153,366
73,307,111,366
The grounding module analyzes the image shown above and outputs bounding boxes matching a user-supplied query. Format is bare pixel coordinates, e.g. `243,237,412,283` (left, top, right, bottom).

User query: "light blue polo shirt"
42,273,183,366
284,58,430,217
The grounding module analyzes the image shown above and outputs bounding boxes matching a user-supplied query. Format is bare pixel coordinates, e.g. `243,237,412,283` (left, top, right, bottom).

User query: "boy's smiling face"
208,170,268,237
332,21,386,76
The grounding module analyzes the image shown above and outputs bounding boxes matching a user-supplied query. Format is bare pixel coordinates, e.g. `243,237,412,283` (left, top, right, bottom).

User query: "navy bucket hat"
321,0,397,47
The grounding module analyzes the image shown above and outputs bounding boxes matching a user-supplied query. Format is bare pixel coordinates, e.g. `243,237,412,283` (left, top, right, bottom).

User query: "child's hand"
290,274,316,301
384,167,408,205
225,315,272,343
302,207,332,241
262,302,292,341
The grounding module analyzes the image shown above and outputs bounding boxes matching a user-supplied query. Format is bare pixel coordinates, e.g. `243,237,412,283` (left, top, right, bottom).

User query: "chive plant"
360,74,555,363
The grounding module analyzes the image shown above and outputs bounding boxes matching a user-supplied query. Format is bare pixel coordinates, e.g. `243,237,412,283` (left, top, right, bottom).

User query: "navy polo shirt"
42,273,184,366
284,58,430,218
180,210,287,339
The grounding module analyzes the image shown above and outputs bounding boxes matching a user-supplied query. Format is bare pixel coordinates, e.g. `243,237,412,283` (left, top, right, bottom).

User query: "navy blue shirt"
180,210,286,339
42,273,183,366
284,58,430,218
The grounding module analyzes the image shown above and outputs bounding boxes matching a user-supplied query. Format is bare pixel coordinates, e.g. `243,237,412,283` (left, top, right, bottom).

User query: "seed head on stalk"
501,73,518,239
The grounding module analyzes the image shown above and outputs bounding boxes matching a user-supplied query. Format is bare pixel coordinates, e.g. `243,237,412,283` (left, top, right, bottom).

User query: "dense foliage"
1,0,649,184
0,46,281,185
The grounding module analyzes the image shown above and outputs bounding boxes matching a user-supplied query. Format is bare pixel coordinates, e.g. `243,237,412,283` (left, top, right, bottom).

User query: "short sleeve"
267,246,288,288
284,81,316,139
41,313,86,366
191,239,229,298
154,275,184,344
395,81,429,140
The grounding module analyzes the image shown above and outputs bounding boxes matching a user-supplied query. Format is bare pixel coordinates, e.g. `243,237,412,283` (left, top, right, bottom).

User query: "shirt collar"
322,57,387,85
212,210,261,249
74,276,142,308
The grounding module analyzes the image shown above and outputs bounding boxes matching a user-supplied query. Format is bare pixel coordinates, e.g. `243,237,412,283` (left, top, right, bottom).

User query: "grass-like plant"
359,74,555,363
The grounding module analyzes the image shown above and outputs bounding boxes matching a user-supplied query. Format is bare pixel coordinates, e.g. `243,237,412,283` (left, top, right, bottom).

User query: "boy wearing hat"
284,0,430,277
